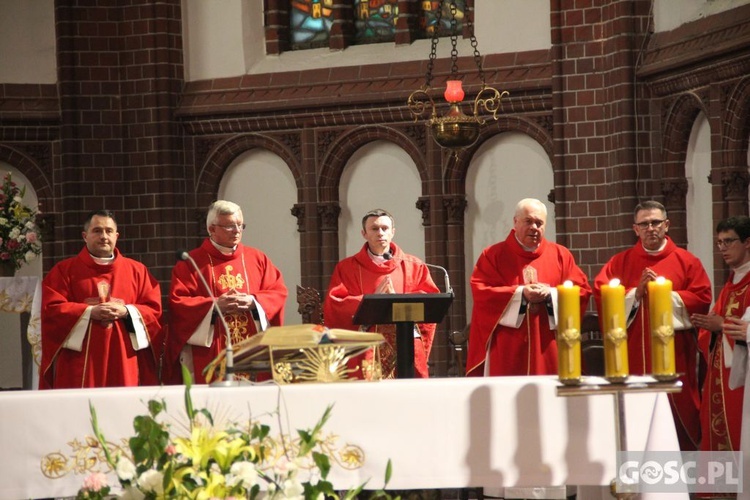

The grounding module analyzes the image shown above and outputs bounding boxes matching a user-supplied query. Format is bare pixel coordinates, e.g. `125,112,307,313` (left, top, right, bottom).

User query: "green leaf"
88,401,115,467
312,450,331,478
182,364,195,421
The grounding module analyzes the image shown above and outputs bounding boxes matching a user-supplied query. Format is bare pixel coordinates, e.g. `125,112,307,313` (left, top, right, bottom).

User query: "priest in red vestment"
467,198,591,377
692,216,750,453
165,200,287,384
323,208,440,379
40,210,163,389
594,201,712,451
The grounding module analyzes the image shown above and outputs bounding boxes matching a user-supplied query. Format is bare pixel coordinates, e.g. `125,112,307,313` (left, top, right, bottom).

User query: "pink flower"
0,252,10,260
26,232,37,243
165,444,176,455
82,472,108,491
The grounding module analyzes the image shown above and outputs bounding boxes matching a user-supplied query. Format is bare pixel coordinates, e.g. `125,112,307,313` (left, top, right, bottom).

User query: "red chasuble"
467,230,591,377
697,271,750,452
594,238,712,450
323,242,440,378
40,248,163,389
166,239,287,384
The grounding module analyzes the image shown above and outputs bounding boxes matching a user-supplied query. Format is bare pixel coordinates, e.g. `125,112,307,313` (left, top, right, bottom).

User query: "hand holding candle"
648,276,676,378
556,280,581,383
601,278,629,381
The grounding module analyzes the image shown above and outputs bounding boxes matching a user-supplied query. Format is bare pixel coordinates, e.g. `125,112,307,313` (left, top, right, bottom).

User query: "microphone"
176,249,235,384
423,262,454,296
382,252,392,261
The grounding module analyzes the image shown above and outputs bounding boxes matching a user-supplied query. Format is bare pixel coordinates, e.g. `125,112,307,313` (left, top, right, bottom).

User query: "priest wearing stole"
40,210,163,389
594,201,712,451
693,216,750,455
166,200,288,384
323,208,440,379
467,198,592,377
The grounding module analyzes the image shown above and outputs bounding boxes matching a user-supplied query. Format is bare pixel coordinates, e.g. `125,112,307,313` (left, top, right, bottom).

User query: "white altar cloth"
0,375,681,499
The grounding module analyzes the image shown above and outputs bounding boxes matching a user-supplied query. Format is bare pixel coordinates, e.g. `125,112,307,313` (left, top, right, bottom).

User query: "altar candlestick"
556,280,581,382
601,278,629,381
648,277,676,377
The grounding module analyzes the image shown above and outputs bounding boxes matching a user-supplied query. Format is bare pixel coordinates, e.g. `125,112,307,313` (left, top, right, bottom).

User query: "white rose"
9,227,20,239
0,218,7,226
116,456,137,481
24,251,36,262
13,196,22,204
137,469,164,494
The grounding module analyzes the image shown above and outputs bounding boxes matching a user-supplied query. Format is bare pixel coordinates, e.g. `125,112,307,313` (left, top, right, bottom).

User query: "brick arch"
196,133,303,209
0,144,52,208
318,125,427,201
444,115,553,194
722,76,750,169
661,93,706,179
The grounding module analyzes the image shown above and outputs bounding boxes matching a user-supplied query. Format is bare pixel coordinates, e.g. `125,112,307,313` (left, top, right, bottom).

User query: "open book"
204,324,384,381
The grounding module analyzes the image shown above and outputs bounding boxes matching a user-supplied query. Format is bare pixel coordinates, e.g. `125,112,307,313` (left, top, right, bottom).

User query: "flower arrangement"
77,367,396,499
0,171,42,272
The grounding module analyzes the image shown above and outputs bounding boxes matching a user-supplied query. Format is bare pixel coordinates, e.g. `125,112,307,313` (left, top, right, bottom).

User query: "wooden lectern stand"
353,293,453,378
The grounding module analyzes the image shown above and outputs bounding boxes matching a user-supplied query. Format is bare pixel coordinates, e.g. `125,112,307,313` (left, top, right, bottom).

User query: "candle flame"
609,278,621,287
563,280,573,288
656,276,666,284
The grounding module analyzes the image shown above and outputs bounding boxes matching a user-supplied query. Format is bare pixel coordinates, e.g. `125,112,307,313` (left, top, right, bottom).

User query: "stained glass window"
421,0,465,37
353,0,399,44
286,0,466,51
290,0,334,49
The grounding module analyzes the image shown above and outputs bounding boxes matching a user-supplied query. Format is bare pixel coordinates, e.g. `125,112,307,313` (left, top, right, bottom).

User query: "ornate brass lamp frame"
407,0,509,151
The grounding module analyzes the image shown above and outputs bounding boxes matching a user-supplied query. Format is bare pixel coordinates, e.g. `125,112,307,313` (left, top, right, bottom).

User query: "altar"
0,275,41,390
0,375,681,499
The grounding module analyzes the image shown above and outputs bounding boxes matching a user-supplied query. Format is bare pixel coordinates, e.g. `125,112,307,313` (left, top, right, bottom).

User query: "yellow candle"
601,278,629,381
648,277,676,377
556,280,581,382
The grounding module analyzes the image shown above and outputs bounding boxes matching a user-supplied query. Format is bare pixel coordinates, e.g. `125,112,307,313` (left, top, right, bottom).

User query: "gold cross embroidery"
725,285,748,318
217,265,245,292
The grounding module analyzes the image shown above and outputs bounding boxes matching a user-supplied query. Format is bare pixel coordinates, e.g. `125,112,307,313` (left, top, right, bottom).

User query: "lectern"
353,292,453,378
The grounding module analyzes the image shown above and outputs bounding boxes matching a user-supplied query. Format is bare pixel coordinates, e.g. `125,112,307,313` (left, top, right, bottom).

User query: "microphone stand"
178,251,236,387
423,262,454,296
383,251,454,296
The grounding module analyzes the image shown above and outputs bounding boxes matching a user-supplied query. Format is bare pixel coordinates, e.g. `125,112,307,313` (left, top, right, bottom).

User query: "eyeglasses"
635,219,666,230
213,223,246,232
717,237,740,249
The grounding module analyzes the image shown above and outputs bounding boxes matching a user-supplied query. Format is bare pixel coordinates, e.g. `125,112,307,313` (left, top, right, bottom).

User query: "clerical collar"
514,235,539,252
90,253,115,265
732,260,750,284
210,238,236,255
367,247,390,265
642,239,668,254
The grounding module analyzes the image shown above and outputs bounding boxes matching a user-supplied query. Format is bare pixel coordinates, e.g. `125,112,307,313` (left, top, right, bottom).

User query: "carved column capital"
722,170,750,201
317,202,341,231
660,178,688,209
291,203,305,233
442,196,467,225
415,197,430,226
